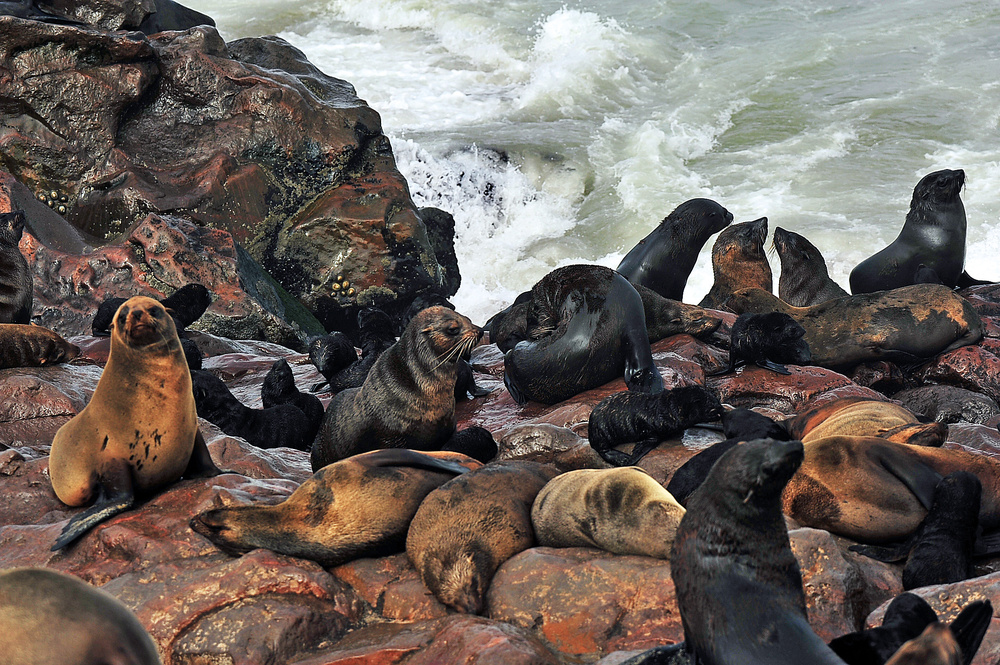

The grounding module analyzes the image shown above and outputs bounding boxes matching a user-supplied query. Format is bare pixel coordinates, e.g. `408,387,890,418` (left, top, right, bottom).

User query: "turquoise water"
188,0,1000,323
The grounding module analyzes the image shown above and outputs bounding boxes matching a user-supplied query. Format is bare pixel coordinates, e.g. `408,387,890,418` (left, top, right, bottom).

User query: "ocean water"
187,0,1000,325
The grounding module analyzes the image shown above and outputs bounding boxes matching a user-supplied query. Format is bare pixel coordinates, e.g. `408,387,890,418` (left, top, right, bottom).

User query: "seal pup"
406,460,558,614
0,209,31,324
885,623,961,665
0,567,162,665
191,449,479,567
309,307,396,393
773,226,849,307
725,284,983,372
670,438,848,664
441,426,497,463
49,296,220,550
92,284,212,336
587,385,723,466
531,466,685,558
850,169,991,294
308,330,358,391
717,311,811,375
0,323,79,368
311,306,482,470
785,397,947,446
497,265,662,405
191,369,314,451
260,357,324,442
698,216,772,311
616,198,734,301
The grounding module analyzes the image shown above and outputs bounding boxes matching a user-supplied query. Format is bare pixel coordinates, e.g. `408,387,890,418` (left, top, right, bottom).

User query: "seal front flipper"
182,430,223,478
956,271,995,288
849,540,914,563
52,459,135,551
874,448,942,511
755,359,792,375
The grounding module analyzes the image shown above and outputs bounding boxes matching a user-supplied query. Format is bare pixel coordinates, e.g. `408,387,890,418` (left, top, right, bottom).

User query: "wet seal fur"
617,198,734,300
699,216,772,311
406,460,558,614
587,385,723,466
311,306,482,470
0,567,162,665
261,357,324,442
92,284,211,336
719,311,811,375
496,265,663,405
191,449,480,567
785,397,947,446
670,438,850,664
49,296,220,550
531,466,685,558
0,210,31,324
850,169,989,294
725,284,983,372
773,226,849,307
0,323,79,369
309,307,396,393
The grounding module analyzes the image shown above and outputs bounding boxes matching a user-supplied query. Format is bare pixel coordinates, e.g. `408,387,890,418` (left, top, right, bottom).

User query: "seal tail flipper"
956,271,995,288
183,429,223,478
948,599,992,665
625,437,662,466
755,359,791,375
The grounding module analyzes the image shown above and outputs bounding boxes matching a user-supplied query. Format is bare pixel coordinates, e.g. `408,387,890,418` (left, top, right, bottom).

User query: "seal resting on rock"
0,323,79,369
260,357,324,442
311,306,482,470
191,449,479,567
0,567,162,665
773,226,848,307
309,307,396,393
718,311,811,375
495,265,663,405
784,396,947,446
92,283,212,336
49,296,220,550
725,284,983,372
850,169,991,294
0,209,31,324
406,460,558,614
531,466,685,558
699,216,772,311
616,198,733,301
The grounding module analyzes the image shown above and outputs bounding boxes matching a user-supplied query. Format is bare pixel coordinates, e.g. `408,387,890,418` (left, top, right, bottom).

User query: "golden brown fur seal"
190,449,481,567
0,323,79,368
49,296,219,550
0,567,161,665
726,284,982,372
784,397,947,446
311,306,482,470
531,467,685,558
699,217,772,311
406,460,558,614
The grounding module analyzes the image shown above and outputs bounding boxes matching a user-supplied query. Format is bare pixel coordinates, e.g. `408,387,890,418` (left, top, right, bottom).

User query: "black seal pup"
773,226,849,306
616,198,733,301
310,308,397,393
496,264,662,405
587,385,723,466
850,169,992,294
698,216,772,311
310,306,482,470
0,209,31,324
92,283,211,336
260,358,324,442
717,311,811,375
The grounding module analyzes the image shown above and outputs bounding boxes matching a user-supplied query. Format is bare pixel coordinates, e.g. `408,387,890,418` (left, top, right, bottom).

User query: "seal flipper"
956,271,995,288
949,600,992,665
755,359,791,375
52,459,135,551
619,642,693,665
363,448,473,477
849,540,915,563
873,447,942,511
183,429,223,478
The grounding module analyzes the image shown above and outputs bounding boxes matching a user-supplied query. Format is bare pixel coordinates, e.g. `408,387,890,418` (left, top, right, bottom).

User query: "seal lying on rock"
0,323,79,369
717,311,811,375
309,307,396,393
49,296,220,550
725,284,983,373
773,226,848,307
191,449,479,567
0,209,31,324
616,198,733,301
311,306,482,470
699,217,772,311
260,358,324,442
784,397,947,446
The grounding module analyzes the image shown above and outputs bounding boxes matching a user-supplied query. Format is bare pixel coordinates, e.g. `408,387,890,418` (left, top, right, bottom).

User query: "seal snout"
759,438,804,482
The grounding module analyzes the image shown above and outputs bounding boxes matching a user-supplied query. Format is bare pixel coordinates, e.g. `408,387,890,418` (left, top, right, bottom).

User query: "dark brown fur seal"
785,397,947,446
260,357,324,441
0,567,161,665
191,449,480,567
0,210,31,324
311,306,482,470
699,216,772,311
850,169,985,294
773,226,848,307
633,283,722,341
0,323,79,368
531,467,685,558
725,284,982,372
720,311,811,375
49,296,220,550
617,198,734,301
406,460,558,614
92,284,211,336
885,623,961,665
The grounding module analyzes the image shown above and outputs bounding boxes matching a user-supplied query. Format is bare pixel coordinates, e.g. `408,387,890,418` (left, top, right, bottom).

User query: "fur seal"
698,217,772,311
49,296,220,550
850,169,989,294
92,284,211,336
587,385,723,466
0,210,31,324
616,198,734,301
531,466,685,558
496,265,663,405
191,369,314,451
632,283,722,341
191,449,479,567
785,397,947,446
260,358,324,441
440,426,497,463
773,226,848,307
670,438,849,664
311,306,482,470
406,460,558,614
0,567,161,665
725,284,983,372
309,307,396,393
885,623,962,665
719,311,811,375
0,323,79,369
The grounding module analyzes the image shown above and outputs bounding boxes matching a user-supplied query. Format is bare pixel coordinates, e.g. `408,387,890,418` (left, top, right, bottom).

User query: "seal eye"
446,324,462,337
